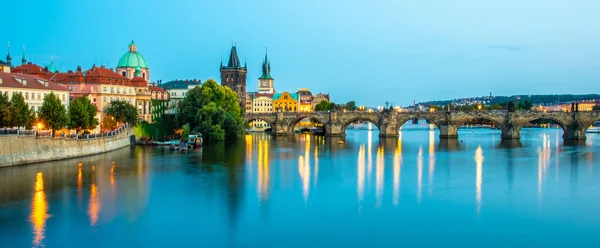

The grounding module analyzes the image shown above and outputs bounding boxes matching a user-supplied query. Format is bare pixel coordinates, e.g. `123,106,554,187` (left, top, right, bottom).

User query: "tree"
9,92,34,129
345,101,357,111
68,97,99,132
178,79,244,141
0,92,10,127
38,92,69,133
315,100,332,111
593,105,600,111
181,124,190,141
507,101,515,112
105,100,138,126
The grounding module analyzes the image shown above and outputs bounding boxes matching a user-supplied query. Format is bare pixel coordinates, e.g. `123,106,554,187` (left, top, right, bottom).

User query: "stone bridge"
245,111,600,140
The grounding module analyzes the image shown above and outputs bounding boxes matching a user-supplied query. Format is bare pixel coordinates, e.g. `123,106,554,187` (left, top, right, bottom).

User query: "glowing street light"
37,123,44,130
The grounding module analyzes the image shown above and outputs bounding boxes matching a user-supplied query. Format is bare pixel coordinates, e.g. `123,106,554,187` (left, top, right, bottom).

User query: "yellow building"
273,92,298,112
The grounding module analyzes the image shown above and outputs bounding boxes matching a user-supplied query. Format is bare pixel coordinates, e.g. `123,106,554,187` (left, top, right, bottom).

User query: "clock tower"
257,49,274,94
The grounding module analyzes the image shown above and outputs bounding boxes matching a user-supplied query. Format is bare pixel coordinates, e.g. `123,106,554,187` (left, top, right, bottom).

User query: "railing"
0,123,130,140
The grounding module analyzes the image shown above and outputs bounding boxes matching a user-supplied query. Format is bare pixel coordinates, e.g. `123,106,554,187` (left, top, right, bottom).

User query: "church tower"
220,44,248,110
257,48,274,94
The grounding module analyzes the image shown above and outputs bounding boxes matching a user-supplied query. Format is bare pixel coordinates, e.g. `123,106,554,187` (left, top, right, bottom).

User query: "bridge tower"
221,43,248,111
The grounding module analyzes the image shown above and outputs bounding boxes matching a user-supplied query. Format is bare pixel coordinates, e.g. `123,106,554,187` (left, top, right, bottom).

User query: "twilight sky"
2,0,599,106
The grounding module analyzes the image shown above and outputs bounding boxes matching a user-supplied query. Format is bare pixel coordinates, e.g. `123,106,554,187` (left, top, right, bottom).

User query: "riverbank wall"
0,128,133,167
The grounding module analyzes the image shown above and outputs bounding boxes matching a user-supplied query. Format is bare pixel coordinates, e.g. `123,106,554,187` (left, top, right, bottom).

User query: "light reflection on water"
0,128,599,247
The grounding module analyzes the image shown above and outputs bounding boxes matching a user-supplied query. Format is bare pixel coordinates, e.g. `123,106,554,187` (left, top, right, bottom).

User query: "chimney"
101,65,105,69
68,70,73,73
77,66,82,72
193,79,197,83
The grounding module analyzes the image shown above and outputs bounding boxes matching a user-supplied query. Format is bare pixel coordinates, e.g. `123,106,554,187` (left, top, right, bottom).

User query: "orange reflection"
417,146,423,204
245,134,253,176
89,167,100,226
375,146,384,208
110,164,116,191
314,145,319,186
393,133,402,206
31,172,48,247
257,140,270,202
357,144,366,205
475,146,484,215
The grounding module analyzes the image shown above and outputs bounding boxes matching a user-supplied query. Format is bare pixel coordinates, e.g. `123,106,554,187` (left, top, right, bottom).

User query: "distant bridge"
244,111,600,140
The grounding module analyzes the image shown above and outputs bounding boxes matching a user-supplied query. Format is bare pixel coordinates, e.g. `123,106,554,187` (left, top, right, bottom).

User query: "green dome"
117,41,148,69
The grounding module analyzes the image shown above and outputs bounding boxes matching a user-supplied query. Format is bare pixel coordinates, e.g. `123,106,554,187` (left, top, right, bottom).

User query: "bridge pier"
563,127,587,140
325,123,344,137
438,124,459,139
500,124,522,139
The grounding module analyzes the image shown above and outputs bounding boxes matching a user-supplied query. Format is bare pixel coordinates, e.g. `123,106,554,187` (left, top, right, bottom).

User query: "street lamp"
37,122,44,130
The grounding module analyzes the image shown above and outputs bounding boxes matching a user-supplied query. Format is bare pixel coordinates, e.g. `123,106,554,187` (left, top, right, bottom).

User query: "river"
1,128,600,247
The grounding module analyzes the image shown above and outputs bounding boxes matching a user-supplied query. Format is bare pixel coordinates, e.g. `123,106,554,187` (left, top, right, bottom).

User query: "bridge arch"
287,114,329,134
341,116,380,133
524,115,568,133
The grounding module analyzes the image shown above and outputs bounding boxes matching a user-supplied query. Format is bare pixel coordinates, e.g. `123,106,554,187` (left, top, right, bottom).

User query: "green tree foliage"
315,100,332,111
345,101,357,111
9,92,35,129
68,97,99,132
0,92,10,127
38,92,69,132
105,100,138,126
181,124,190,141
507,101,516,112
593,105,600,111
178,79,244,141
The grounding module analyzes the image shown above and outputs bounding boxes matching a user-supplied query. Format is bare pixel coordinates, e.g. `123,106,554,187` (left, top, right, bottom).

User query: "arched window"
122,71,126,77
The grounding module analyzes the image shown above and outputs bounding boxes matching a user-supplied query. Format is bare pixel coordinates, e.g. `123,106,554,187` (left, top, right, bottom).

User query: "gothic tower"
257,48,274,94
220,44,248,110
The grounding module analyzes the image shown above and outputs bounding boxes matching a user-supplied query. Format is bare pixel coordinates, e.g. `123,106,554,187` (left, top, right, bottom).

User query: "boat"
188,134,203,148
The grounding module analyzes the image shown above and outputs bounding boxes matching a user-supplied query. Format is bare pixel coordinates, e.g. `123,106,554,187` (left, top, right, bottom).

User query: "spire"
227,43,241,68
6,42,11,66
259,47,273,80
21,45,26,65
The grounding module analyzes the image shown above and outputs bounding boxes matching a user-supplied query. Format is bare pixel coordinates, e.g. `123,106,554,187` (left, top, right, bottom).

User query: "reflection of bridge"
245,111,600,140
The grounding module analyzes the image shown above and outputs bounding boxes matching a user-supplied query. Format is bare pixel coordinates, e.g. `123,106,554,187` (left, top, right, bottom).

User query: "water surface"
1,128,600,247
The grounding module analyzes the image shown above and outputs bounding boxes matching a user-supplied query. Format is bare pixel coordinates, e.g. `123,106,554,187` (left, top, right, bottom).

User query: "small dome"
117,41,148,69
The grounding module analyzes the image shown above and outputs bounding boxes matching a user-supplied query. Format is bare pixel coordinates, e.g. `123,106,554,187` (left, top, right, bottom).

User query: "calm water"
1,128,600,247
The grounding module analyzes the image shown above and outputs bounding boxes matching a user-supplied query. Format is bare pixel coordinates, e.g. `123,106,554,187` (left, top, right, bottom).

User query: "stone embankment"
0,127,133,167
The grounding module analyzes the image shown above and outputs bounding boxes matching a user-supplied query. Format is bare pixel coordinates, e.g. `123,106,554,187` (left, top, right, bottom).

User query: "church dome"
117,41,148,69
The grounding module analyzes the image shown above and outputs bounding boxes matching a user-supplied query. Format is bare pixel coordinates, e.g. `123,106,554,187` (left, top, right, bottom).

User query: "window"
37,93,41,100
110,97,113,101
25,92,29,100
110,87,114,93
122,72,126,77
103,97,107,102
103,87,107,92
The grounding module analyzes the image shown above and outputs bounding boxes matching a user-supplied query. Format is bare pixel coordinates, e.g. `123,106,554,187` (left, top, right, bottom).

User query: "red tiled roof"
53,70,85,84
131,76,147,87
12,63,52,79
84,65,132,86
0,72,69,92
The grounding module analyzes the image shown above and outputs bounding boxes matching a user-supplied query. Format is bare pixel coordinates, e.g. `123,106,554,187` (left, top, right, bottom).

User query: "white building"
0,71,70,113
158,79,202,114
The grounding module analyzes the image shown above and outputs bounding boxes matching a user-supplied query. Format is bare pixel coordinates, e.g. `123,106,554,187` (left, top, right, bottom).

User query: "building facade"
311,93,330,110
297,88,314,112
149,85,170,122
158,79,201,114
220,44,247,110
273,92,298,112
0,71,70,114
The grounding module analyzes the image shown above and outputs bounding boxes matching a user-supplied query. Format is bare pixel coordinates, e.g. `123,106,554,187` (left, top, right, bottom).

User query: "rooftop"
0,72,69,92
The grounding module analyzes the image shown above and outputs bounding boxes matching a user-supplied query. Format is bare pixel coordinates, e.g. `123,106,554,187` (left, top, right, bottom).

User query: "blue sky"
2,0,599,106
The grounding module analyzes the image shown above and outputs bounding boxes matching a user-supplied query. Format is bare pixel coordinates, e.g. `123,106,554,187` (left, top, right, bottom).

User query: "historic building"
220,44,247,110
53,65,136,130
297,88,314,112
117,41,150,81
257,50,274,94
158,79,201,114
0,71,70,113
149,85,170,122
273,92,298,112
311,93,330,110
131,70,152,122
